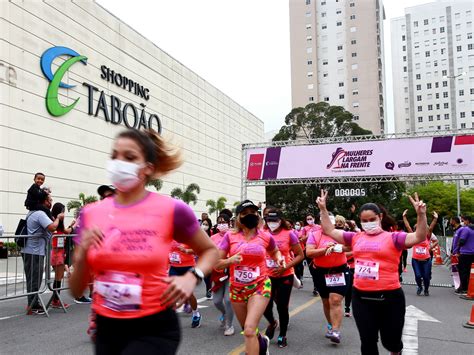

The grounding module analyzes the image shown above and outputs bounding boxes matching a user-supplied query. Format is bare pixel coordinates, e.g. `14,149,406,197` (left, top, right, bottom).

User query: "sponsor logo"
41,46,88,117
398,161,412,168
414,162,430,166
433,161,448,166
385,161,395,170
327,147,373,170
265,161,279,166
250,162,262,167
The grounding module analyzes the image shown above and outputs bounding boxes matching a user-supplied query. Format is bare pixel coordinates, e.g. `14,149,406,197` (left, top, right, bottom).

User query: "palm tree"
67,192,98,217
206,197,227,219
170,183,200,205
146,178,163,191
232,201,240,214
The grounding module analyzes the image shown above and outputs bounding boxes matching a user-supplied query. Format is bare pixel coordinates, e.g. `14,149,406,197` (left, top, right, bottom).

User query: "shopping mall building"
0,0,265,232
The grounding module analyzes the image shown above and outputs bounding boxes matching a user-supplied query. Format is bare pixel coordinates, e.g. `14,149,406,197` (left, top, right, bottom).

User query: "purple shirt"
342,231,408,251
457,226,474,255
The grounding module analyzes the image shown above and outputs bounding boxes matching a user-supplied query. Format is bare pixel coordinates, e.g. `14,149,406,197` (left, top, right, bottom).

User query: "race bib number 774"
355,260,379,280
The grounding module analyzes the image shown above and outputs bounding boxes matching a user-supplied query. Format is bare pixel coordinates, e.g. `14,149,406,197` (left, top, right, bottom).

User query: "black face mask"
240,214,259,229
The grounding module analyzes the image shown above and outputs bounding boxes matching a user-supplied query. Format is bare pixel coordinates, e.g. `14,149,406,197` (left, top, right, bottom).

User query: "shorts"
230,277,272,303
313,264,349,299
51,248,65,266
169,266,192,277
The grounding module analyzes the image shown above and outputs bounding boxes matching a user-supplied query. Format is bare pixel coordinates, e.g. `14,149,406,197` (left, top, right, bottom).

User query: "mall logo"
40,46,162,132
40,47,87,117
327,147,373,169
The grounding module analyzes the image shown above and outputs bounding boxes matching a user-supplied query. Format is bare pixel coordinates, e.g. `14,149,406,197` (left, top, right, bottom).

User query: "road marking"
0,313,23,321
402,305,441,355
228,297,320,355
176,296,210,313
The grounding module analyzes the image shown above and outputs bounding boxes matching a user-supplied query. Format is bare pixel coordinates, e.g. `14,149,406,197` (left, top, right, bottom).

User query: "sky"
97,0,433,134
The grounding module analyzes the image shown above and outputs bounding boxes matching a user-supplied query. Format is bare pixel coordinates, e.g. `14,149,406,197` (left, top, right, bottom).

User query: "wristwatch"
189,267,204,284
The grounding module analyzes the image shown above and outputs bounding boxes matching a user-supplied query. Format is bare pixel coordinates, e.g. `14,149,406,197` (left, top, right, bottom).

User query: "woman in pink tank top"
69,129,218,355
316,190,429,355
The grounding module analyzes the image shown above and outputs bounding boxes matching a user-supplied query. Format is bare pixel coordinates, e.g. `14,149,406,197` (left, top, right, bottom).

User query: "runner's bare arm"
315,190,344,243
306,242,333,259
428,211,438,235
215,250,242,270
405,193,428,248
402,209,414,233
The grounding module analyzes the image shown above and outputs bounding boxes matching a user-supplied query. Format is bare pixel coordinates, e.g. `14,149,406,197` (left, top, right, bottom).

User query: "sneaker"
424,290,430,296
206,290,213,299
455,288,467,295
329,330,341,344
403,268,407,272
191,314,202,328
51,300,70,309
277,336,288,348
74,296,92,304
183,303,192,314
344,308,351,317
32,307,46,315
260,334,270,355
224,325,235,336
313,288,319,297
219,314,225,328
416,287,423,296
265,320,279,340
325,323,333,338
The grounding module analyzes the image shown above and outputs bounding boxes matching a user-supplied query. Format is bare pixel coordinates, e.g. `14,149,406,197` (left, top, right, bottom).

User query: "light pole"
442,71,466,217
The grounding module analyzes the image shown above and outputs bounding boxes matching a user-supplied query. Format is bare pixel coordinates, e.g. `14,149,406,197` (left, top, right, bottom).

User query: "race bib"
415,247,427,255
355,260,379,280
169,252,181,264
325,273,346,287
56,237,65,248
266,259,279,268
95,271,143,311
235,266,260,284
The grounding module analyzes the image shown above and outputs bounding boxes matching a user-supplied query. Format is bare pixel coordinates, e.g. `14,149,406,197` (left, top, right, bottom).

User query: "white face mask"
267,221,281,232
201,224,209,231
361,221,383,235
295,224,301,231
217,224,229,233
307,219,314,225
106,160,144,192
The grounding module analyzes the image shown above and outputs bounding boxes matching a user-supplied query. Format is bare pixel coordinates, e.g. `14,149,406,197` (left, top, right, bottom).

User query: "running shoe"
191,313,202,328
259,334,270,355
344,308,351,317
454,288,467,295
416,287,423,296
183,303,192,314
325,323,333,338
277,336,288,348
265,320,279,340
224,325,235,336
313,288,319,297
219,314,225,328
206,290,213,299
32,307,46,315
51,300,70,309
403,268,407,272
424,290,430,296
74,296,92,304
329,330,341,344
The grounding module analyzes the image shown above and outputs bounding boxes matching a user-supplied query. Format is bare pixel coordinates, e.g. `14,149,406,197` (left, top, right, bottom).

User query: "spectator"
24,172,45,211
451,217,462,254
454,216,474,295
200,218,213,299
23,190,63,315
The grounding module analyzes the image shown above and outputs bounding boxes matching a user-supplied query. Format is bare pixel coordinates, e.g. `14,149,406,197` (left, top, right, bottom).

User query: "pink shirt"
307,230,347,268
219,230,276,287
78,192,199,319
266,230,299,278
169,241,196,267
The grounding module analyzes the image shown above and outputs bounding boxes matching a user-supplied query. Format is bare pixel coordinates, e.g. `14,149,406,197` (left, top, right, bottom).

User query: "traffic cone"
462,304,474,329
460,263,474,300
433,245,443,265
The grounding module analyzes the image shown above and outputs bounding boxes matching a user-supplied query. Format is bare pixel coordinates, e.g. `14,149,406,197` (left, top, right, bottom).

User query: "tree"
206,197,227,219
67,192,98,217
146,179,163,191
170,183,201,205
272,102,372,142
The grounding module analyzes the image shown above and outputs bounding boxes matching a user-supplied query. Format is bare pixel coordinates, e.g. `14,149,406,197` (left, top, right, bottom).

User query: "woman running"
316,190,428,355
210,214,235,336
306,212,350,344
302,214,321,296
216,200,284,355
70,129,218,355
293,221,305,285
168,240,202,327
263,208,304,348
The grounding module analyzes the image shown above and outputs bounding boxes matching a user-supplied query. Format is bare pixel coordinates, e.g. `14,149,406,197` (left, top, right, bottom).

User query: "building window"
339,94,345,99
350,14,356,20
338,58,343,63
417,95,422,101
338,82,344,87
321,1,326,5
403,56,407,62
436,93,440,99
337,21,342,26
440,27,445,33
444,113,449,119
324,96,329,102
322,24,327,30
442,69,447,76
350,2,355,7
336,10,342,15
351,39,357,45
403,45,406,51
306,24,312,30
418,117,423,123
307,36,313,41
416,84,422,90
308,84,314,89
352,64,358,70
307,60,313,65
352,90,358,95
322,60,328,65
352,52,357,57
352,77,358,82
424,19,429,25
322,12,327,17
442,81,448,87
468,33,473,39
429,115,434,121
469,44,474,50
461,123,466,129
441,48,446,55
459,89,464,96
307,47,313,53
457,34,462,41
350,27,356,32
456,23,461,30
444,103,449,108
443,92,448,98
402,35,406,41
306,0,311,4
427,83,432,89
471,88,474,94
418,106,422,112
309,96,314,101
416,74,421,80
307,72,313,77
323,72,328,77
433,28,437,34
435,82,439,88
403,66,407,72
445,125,450,129
353,115,359,120
437,114,441,120
460,112,466,118
306,11,311,17
436,103,440,109
337,45,343,50
414,21,418,27
428,104,433,110
457,45,462,52
353,102,359,107
425,51,430,57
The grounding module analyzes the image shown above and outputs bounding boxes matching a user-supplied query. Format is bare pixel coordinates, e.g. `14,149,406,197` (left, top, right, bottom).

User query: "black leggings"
352,288,405,355
263,275,293,337
96,309,181,355
344,268,355,310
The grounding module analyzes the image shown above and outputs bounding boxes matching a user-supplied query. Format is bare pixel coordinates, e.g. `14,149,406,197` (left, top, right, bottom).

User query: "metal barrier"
0,234,77,317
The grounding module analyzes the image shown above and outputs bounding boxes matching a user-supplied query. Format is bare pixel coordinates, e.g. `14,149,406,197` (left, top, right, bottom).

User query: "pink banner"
245,135,474,181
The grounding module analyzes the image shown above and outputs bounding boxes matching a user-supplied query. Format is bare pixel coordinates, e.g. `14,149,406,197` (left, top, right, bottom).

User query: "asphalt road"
0,264,473,355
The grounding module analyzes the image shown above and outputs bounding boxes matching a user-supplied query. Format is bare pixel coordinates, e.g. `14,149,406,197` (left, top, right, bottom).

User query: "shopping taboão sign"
40,46,162,132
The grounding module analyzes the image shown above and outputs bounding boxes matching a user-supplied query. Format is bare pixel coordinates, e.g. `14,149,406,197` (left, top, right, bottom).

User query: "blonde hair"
335,215,346,225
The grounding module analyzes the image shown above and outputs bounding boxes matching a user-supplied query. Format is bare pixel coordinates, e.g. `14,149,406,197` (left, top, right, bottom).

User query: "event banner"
245,135,474,181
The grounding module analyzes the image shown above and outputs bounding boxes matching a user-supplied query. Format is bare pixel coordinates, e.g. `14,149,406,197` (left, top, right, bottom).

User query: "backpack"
14,214,32,248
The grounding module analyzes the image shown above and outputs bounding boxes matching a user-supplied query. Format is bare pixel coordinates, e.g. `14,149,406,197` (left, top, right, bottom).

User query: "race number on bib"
95,271,143,312
355,260,379,280
235,266,260,284
266,259,279,268
56,237,65,248
325,273,346,287
169,252,181,264
415,247,427,255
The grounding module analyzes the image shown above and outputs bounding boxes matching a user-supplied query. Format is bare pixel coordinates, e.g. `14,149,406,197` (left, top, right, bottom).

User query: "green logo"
40,47,87,117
